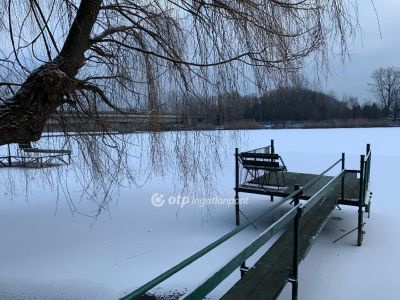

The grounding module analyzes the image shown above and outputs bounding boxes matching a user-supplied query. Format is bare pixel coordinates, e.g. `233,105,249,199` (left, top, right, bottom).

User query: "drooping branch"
0,0,359,214
0,0,358,143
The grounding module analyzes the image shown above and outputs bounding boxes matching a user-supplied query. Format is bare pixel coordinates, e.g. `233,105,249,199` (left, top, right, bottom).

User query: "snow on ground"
0,128,399,299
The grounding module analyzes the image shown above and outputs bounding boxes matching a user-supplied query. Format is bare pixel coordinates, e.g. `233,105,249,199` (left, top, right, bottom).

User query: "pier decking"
223,181,342,299
240,171,334,199
121,141,372,300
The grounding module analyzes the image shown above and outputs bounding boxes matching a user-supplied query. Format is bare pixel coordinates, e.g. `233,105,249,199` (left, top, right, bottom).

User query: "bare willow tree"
0,0,357,213
369,67,400,120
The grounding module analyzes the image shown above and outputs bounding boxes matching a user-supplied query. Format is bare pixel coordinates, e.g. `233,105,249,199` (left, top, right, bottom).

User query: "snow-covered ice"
0,128,398,299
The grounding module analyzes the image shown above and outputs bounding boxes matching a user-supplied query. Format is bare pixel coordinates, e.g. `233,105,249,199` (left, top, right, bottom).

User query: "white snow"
0,128,399,299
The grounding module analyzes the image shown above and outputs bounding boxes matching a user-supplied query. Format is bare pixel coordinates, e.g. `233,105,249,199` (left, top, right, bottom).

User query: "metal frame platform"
0,143,71,168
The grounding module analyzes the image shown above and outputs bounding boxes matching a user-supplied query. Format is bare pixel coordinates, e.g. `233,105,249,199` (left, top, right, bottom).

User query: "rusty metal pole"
358,155,365,246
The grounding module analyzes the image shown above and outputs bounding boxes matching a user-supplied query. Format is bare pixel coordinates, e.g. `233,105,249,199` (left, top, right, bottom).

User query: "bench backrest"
240,153,279,160
240,150,287,171
241,159,280,169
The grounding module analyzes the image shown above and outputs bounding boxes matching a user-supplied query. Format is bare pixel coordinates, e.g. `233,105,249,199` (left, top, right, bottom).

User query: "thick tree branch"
0,0,103,145
56,0,103,76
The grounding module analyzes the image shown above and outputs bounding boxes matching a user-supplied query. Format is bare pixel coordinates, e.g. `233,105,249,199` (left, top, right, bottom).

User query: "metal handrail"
301,158,342,191
120,190,301,300
183,167,346,299
181,205,300,299
301,169,346,215
121,157,343,300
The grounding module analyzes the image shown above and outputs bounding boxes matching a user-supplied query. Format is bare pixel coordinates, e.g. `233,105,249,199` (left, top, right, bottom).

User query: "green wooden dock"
121,141,372,300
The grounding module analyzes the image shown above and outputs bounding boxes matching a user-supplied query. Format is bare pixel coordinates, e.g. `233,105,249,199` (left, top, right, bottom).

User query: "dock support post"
271,139,275,154
7,144,12,167
358,155,365,246
341,153,345,201
235,148,240,226
291,184,301,300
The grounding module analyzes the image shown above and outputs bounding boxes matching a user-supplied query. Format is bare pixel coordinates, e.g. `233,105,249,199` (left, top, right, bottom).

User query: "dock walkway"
223,179,343,299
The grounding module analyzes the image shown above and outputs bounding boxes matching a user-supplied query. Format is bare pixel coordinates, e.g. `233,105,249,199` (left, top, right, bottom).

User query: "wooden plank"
222,182,342,300
22,148,71,155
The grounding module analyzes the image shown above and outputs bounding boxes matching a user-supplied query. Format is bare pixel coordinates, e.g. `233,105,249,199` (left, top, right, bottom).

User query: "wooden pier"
121,141,372,300
226,140,371,300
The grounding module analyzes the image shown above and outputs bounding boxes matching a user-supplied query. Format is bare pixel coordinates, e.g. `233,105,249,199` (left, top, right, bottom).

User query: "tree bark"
0,0,102,146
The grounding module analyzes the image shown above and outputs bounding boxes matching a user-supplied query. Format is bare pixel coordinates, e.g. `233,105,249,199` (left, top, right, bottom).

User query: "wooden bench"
240,152,287,187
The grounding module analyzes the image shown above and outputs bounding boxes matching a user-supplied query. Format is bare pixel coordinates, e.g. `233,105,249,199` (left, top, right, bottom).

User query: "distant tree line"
246,88,383,122
165,87,384,127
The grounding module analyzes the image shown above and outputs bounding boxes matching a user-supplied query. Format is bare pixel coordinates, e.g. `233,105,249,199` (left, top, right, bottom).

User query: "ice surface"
0,128,398,299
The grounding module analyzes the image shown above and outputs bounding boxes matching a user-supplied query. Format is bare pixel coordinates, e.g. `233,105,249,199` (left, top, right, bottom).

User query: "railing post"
7,144,12,167
341,153,345,201
235,148,240,226
270,140,275,203
366,143,371,191
235,149,249,278
271,139,275,154
358,155,365,246
291,184,301,300
365,144,371,213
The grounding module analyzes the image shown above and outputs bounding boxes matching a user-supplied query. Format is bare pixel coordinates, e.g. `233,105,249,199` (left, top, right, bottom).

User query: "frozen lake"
0,128,399,299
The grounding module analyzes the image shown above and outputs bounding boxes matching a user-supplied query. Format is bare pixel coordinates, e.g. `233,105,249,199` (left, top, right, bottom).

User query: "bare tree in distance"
369,67,400,120
0,0,358,214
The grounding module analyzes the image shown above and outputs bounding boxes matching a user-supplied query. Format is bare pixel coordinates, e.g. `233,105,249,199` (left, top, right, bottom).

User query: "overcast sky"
322,0,400,102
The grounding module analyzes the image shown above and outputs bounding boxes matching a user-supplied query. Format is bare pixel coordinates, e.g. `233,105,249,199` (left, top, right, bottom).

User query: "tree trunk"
0,0,102,146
